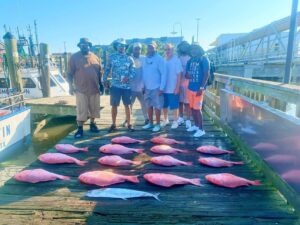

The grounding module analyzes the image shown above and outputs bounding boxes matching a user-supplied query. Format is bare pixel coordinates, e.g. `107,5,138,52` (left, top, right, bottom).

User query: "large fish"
151,137,184,145
38,153,87,166
55,144,88,153
198,157,243,167
86,188,160,201
111,136,145,144
151,155,192,166
79,171,139,187
144,173,202,187
150,145,188,154
14,169,70,183
205,173,261,188
197,145,234,155
98,155,142,166
99,144,143,154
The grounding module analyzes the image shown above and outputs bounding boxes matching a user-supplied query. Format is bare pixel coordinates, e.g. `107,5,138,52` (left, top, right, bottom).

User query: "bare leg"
155,108,161,124
112,106,117,125
163,108,168,121
172,109,178,121
179,102,184,117
185,103,191,120
124,105,131,125
148,107,153,124
77,121,84,127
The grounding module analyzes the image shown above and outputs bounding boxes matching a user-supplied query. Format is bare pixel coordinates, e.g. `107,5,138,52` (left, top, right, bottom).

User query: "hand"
122,76,129,84
196,89,204,96
185,73,191,79
159,90,164,96
104,80,110,88
69,85,75,95
174,87,179,95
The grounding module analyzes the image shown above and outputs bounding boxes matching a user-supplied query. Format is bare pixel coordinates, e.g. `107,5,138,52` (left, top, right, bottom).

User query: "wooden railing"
205,73,300,119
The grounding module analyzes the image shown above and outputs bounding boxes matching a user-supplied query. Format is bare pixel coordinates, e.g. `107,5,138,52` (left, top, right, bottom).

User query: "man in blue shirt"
104,39,135,132
186,44,210,137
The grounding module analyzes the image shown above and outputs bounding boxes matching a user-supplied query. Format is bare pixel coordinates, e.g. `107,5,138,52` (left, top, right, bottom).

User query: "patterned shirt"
186,56,210,91
104,52,135,89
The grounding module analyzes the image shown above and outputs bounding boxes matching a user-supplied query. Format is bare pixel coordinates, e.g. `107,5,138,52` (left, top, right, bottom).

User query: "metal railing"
0,93,25,112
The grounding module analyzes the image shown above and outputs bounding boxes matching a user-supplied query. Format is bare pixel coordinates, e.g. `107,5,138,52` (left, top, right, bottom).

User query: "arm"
174,59,183,94
123,56,135,83
159,57,167,95
185,59,191,79
67,55,75,95
103,55,112,87
196,57,210,96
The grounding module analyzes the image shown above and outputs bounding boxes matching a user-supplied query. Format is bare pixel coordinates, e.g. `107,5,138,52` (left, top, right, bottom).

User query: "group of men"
67,38,210,139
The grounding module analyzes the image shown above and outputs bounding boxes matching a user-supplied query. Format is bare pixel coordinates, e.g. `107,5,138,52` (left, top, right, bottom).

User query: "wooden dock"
0,101,299,225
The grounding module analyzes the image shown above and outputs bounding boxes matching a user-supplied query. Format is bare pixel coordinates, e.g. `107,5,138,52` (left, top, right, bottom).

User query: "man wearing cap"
186,44,210,137
68,38,103,138
142,41,167,132
104,38,135,132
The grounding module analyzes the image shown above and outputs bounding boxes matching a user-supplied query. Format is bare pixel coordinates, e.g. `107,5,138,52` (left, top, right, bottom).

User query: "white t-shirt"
164,55,183,93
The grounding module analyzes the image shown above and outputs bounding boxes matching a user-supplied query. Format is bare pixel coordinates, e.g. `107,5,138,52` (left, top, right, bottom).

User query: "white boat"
0,94,30,156
0,68,69,99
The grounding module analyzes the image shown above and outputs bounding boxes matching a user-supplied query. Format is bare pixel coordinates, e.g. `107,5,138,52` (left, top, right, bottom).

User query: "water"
0,116,76,167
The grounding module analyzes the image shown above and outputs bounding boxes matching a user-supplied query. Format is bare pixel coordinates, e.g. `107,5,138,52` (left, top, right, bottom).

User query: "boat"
0,68,69,99
0,93,31,156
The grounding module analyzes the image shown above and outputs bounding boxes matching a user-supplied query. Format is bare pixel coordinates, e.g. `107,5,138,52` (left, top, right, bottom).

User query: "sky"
0,0,297,53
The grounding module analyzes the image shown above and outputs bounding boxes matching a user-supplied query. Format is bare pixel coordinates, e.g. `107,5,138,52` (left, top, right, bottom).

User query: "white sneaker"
187,125,198,132
143,123,153,129
177,117,184,125
171,121,179,129
152,124,161,132
161,119,169,127
185,120,192,129
193,129,206,137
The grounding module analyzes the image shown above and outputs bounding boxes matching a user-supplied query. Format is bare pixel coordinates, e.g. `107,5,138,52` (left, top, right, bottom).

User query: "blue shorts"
163,93,179,110
110,86,131,106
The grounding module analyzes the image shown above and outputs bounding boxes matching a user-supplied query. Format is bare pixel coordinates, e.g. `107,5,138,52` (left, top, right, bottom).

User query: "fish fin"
189,178,203,186
250,180,261,186
136,149,144,154
126,175,139,183
185,161,193,166
132,160,142,165
76,160,87,166
58,175,71,181
82,147,89,152
233,161,244,165
153,193,161,201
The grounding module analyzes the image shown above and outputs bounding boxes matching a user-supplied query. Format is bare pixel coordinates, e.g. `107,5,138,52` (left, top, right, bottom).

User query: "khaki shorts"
76,92,100,121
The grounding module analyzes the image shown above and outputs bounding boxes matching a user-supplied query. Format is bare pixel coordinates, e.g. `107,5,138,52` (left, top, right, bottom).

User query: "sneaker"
185,120,192,129
74,127,83,138
161,119,170,127
177,117,184,125
171,121,179,129
187,125,199,132
90,122,100,133
108,124,117,133
128,125,135,132
152,124,161,132
144,119,150,125
143,123,153,129
193,129,206,137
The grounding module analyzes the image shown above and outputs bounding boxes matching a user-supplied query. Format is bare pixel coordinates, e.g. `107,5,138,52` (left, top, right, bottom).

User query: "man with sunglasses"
68,38,102,138
104,38,135,132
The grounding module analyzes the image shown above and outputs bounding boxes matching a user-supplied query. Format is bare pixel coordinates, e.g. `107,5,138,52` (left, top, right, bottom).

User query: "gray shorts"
144,88,164,109
110,86,131,106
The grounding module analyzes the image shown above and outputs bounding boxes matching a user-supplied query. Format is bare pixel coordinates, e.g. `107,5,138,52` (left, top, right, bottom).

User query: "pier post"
63,52,68,78
39,43,51,97
59,56,64,76
3,32,23,93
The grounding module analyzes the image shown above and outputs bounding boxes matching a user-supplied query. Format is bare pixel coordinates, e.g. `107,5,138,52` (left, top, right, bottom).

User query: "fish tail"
126,175,139,183
176,141,185,145
76,160,87,166
179,149,189,153
57,175,71,180
233,161,244,165
136,149,144,154
139,140,146,144
189,178,203,186
132,160,142,165
153,193,161,201
82,147,89,152
228,150,235,154
250,180,261,186
185,161,193,166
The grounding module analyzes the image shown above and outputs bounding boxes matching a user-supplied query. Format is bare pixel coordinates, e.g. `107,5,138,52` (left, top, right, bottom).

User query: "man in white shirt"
142,42,167,132
161,43,183,129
